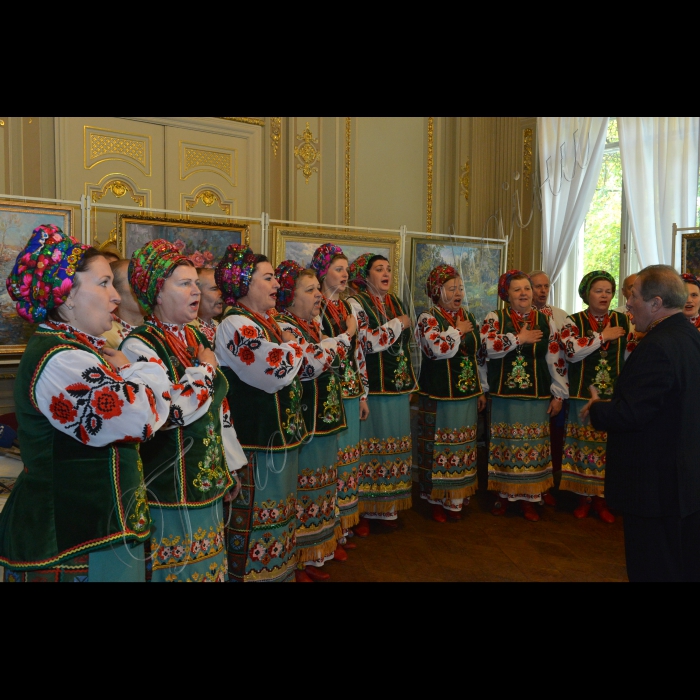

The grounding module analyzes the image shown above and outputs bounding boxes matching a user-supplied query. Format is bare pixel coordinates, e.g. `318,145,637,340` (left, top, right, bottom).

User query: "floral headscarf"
310,243,345,280
426,264,459,304
6,224,90,323
578,270,616,303
214,244,259,305
128,239,190,313
498,269,531,302
681,272,700,290
347,252,375,290
275,259,306,312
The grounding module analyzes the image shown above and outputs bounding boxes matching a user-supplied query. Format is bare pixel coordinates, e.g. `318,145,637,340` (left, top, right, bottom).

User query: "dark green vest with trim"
125,322,232,508
566,310,629,399
0,328,151,570
219,306,307,451
418,307,483,400
278,312,347,437
487,308,553,399
319,299,364,400
351,292,416,395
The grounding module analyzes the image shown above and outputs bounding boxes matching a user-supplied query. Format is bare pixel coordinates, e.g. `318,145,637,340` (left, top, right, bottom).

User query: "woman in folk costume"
121,239,247,583
309,243,368,550
415,265,487,522
0,226,172,582
275,260,354,582
481,270,568,522
681,273,700,330
346,253,415,534
558,270,628,523
214,245,307,582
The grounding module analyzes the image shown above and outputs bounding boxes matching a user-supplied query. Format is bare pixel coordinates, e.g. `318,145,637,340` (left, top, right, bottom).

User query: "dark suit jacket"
590,312,700,518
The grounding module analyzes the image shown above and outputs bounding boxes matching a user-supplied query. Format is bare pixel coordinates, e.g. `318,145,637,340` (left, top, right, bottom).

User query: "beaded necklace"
508,307,536,334
285,311,322,343
322,296,348,332
237,302,284,343
44,321,105,355
587,310,611,354
148,315,201,369
369,292,399,322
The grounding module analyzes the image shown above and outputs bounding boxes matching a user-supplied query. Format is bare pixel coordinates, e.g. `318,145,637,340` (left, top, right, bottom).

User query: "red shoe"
520,501,540,522
432,504,447,523
304,565,330,581
295,569,314,583
573,495,592,519
593,496,615,524
491,496,509,516
333,545,348,562
353,518,370,538
342,540,358,550
379,518,399,530
446,509,462,522
542,491,557,507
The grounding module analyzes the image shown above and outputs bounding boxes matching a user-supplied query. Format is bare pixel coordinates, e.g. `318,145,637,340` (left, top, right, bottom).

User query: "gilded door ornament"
85,127,151,174
523,128,533,189
270,117,282,157
460,160,470,205
90,179,146,207
294,122,320,184
184,188,231,215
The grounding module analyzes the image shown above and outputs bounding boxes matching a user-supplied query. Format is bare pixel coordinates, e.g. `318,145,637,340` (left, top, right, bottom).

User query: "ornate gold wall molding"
294,122,320,184
270,117,282,157
460,159,470,205
345,117,351,226
183,186,232,215
179,141,237,185
89,177,146,207
523,127,533,189
426,116,434,232
217,117,265,127
84,126,151,175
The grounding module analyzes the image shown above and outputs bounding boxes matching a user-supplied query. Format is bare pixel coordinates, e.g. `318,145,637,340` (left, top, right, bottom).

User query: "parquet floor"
325,474,628,583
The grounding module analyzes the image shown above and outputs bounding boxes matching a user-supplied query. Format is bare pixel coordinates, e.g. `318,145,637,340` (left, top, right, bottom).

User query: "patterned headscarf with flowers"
426,264,460,304
310,243,345,280
214,243,259,305
347,252,375,290
274,259,306,312
498,269,531,302
6,224,90,323
578,270,616,303
128,238,190,313
681,272,700,290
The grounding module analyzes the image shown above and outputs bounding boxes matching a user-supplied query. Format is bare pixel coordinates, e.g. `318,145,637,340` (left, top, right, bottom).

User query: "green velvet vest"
487,308,554,399
418,307,483,400
319,299,364,400
351,292,416,395
566,310,630,399
278,312,347,437
220,306,307,451
126,322,232,508
0,327,151,569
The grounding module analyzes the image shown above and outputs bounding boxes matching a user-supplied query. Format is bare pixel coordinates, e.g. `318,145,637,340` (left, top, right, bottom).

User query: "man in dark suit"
581,264,700,582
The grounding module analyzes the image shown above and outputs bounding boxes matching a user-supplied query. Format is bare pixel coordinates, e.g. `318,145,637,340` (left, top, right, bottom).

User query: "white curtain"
538,117,610,294
618,117,699,269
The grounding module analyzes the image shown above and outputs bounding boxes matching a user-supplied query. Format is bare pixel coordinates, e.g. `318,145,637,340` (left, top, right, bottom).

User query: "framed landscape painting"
270,226,401,295
119,215,250,268
681,231,700,277
0,200,76,355
410,237,506,322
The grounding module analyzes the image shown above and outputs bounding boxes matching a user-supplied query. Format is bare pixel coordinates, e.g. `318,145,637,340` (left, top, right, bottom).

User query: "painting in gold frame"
270,226,401,295
118,215,251,268
0,200,76,356
681,230,700,277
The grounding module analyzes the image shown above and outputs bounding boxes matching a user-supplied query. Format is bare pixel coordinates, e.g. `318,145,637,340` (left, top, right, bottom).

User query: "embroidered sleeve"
214,314,304,394
277,321,351,381
347,296,403,357
414,312,460,360
545,316,568,399
220,396,247,472
121,336,215,428
560,316,603,361
34,348,173,447
480,311,518,359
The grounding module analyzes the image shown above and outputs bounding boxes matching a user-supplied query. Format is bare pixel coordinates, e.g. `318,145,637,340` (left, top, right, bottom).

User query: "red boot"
353,518,370,538
304,565,330,581
446,509,462,522
432,504,447,522
573,495,592,519
520,501,540,522
593,496,615,523
333,545,349,562
542,490,557,507
295,569,314,583
491,496,509,516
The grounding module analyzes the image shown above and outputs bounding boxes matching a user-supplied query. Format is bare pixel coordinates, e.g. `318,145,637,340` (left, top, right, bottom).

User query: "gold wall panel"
183,185,234,217
294,122,320,184
180,141,237,186
84,126,151,175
